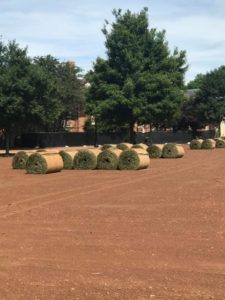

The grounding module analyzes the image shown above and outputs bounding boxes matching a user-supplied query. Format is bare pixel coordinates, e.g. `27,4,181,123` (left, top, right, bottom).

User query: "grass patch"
73,149,101,170
97,149,122,170
118,149,150,170
162,144,185,158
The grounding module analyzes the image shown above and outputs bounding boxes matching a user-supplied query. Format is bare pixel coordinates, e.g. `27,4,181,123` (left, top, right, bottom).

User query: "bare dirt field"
0,146,225,299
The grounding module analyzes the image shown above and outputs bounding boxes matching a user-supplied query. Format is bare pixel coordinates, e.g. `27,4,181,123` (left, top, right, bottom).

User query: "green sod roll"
26,153,64,174
12,151,34,169
73,149,101,170
201,139,216,149
117,142,133,151
162,144,185,158
97,148,122,170
101,144,117,150
216,138,225,148
118,148,150,170
147,144,164,158
190,139,204,149
59,150,78,169
132,143,148,151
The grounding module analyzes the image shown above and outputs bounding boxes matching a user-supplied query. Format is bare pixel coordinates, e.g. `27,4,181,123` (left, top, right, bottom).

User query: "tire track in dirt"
0,158,216,219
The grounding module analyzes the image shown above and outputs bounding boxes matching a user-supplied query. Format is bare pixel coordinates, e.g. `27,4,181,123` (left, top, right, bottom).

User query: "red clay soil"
0,147,225,299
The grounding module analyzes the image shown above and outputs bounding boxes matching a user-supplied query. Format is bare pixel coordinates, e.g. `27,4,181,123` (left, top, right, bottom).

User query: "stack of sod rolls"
117,143,133,151
147,144,164,158
97,148,122,170
118,148,150,170
74,149,101,170
190,139,204,150
201,139,216,149
26,153,63,174
59,150,78,169
132,143,148,151
12,151,34,169
162,144,185,159
216,138,225,148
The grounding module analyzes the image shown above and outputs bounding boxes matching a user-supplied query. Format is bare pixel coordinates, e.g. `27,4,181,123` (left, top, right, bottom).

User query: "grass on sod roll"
101,144,117,150
117,142,133,151
12,151,33,169
201,139,216,149
118,148,150,170
59,150,78,169
190,139,203,150
162,144,185,158
26,153,63,174
73,149,101,170
97,148,122,170
216,138,225,148
147,144,164,158
132,143,148,150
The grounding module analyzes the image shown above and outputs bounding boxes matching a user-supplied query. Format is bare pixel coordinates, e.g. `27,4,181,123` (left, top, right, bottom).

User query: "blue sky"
0,0,224,82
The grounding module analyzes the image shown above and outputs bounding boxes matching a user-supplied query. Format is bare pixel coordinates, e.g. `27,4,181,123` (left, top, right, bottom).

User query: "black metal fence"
3,130,214,149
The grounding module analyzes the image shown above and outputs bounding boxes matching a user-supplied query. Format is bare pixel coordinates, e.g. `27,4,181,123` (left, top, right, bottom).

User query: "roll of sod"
97,148,122,170
190,139,203,149
101,144,117,151
12,151,33,169
147,144,164,158
26,153,63,174
132,143,148,151
118,148,150,170
59,150,78,169
73,149,101,170
117,143,133,151
162,144,185,158
215,139,225,148
201,139,216,149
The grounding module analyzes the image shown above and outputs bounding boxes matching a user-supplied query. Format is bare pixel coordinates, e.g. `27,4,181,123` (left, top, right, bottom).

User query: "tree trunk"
94,121,98,147
5,129,10,155
129,122,135,144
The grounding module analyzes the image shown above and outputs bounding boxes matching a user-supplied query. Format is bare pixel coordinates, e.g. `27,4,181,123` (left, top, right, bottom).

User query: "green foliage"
0,40,85,153
183,67,225,127
187,74,205,89
86,8,187,140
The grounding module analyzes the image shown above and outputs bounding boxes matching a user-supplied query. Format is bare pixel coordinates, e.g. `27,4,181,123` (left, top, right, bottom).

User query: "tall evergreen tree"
86,8,187,141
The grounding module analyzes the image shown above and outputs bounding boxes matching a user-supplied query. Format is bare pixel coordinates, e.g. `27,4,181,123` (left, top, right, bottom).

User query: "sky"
0,0,224,82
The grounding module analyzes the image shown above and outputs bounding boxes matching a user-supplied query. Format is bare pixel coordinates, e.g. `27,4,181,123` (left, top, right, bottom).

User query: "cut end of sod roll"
117,143,133,151
147,144,164,158
216,138,225,148
97,148,122,170
73,149,101,170
26,153,64,174
12,151,33,169
59,150,77,169
118,148,150,170
201,139,216,149
190,139,203,150
162,144,185,158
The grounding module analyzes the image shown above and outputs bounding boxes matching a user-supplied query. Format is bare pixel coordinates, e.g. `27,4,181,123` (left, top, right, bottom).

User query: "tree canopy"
0,40,85,153
86,8,187,141
181,66,225,130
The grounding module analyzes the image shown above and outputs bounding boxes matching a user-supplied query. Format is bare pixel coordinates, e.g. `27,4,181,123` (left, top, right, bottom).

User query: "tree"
186,73,205,89
194,66,225,126
86,8,187,141
0,40,86,154
0,40,32,154
30,56,85,131
184,66,225,126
